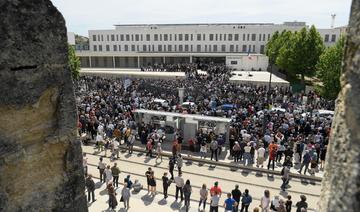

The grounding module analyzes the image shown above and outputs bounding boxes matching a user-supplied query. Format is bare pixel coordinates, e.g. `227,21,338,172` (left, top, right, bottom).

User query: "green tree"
316,36,345,99
68,44,80,80
276,26,324,85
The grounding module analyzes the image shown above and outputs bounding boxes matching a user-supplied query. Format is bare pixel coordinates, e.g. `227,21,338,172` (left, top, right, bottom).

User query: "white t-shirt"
174,176,184,187
257,147,266,158
210,195,220,207
113,141,119,150
260,196,270,209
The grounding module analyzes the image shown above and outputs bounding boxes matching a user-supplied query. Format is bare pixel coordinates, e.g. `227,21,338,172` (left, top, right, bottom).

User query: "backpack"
210,141,218,150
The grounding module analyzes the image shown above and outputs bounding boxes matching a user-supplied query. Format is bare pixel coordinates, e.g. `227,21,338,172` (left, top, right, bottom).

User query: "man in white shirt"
113,140,120,159
210,192,220,212
174,173,184,201
257,144,266,168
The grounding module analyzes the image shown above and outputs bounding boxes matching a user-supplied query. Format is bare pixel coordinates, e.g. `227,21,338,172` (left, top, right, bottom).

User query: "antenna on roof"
331,14,336,28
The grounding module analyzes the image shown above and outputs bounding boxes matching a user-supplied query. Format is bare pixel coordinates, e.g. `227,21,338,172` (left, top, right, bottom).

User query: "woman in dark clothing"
320,145,327,170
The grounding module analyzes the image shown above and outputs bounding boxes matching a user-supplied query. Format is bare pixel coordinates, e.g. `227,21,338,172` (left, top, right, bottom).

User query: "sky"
51,0,352,36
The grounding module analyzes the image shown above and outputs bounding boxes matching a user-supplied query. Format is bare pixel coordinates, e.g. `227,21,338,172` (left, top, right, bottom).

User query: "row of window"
92,33,272,42
324,34,337,42
93,44,265,53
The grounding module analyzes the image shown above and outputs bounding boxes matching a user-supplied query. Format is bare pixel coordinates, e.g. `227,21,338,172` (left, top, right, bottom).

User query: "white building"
76,22,343,70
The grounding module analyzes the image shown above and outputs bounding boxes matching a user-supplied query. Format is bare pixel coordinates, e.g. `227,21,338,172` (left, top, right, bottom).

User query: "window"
111,34,115,41
213,45,217,52
97,35,100,41
135,34,139,41
137,45,139,51
242,45,247,52
230,45,234,52
168,45,172,52
164,34,168,41
116,35,119,41
203,34,205,41
175,34,177,41
231,61,238,65
251,34,256,41
185,34,189,41
143,45,147,51
331,34,336,42
154,34,158,41
185,45,189,52
197,34,201,41
220,34,222,41
107,35,109,41
120,34,124,41
98,45,102,51
191,45,193,52
268,34,270,40
174,45,177,51
235,34,239,41
158,45,162,52
93,45,97,51
205,45,207,52
101,35,103,41
324,34,329,42
259,34,261,41
131,34,134,41
152,45,154,51
209,45,212,52
131,45,135,51
170,34,172,41
92,35,96,41
113,45,117,51
236,45,239,52
141,34,143,41
224,34,227,41
247,34,250,41
191,34,193,41
260,45,265,54
126,34,130,41
163,45,166,51
119,45,121,51
263,34,266,41
228,34,233,41
146,34,150,41
216,34,218,41
209,34,214,41
248,45,251,52
221,44,226,52
179,34,183,41
243,34,245,41
197,45,201,52
179,45,183,52
124,45,128,51
253,45,256,52
160,34,162,41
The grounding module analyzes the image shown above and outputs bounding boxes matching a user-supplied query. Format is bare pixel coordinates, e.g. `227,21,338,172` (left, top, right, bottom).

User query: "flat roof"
135,109,232,123
114,23,275,27
230,71,289,84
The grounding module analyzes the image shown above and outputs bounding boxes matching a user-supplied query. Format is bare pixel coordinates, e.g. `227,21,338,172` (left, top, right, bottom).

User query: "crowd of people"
77,62,334,211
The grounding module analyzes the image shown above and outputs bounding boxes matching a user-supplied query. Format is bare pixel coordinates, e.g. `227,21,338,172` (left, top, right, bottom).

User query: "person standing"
200,141,207,159
295,195,308,212
267,145,278,170
209,192,220,212
224,193,237,212
243,143,252,165
199,184,208,211
107,181,118,209
113,139,120,159
210,182,222,197
85,174,96,202
83,153,88,176
240,189,252,212
232,142,241,162
281,165,290,191
210,139,218,161
121,182,131,209
162,172,170,199
177,154,183,174
149,172,157,195
285,195,292,212
98,157,106,183
156,142,163,161
231,185,241,212
298,150,311,175
260,190,270,212
145,167,153,192
256,143,266,168
183,180,192,210
169,156,175,180
111,163,121,187
174,173,184,201
128,132,135,154
104,165,113,185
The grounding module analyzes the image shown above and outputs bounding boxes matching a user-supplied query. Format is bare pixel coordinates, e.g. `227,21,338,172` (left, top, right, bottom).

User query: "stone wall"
319,0,360,211
0,0,87,211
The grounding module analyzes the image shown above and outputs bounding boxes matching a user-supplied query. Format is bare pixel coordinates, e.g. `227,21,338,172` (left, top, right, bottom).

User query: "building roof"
114,23,275,27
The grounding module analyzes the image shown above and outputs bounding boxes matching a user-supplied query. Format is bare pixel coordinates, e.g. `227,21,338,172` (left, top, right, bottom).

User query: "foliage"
68,44,80,80
268,26,325,85
316,36,345,99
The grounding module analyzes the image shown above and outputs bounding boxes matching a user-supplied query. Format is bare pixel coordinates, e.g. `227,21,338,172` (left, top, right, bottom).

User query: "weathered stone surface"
319,0,360,211
0,0,87,211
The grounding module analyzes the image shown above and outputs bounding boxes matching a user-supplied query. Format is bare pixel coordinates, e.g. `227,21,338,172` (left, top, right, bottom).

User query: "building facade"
76,22,342,70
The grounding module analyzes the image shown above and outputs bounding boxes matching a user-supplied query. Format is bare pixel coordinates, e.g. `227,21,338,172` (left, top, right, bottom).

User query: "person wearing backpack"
210,139,218,161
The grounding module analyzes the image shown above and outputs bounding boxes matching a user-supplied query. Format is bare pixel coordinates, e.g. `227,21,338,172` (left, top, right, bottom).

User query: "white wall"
226,55,269,71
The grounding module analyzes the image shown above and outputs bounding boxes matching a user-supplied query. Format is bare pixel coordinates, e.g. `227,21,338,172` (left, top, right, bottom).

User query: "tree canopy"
68,44,80,80
316,36,345,99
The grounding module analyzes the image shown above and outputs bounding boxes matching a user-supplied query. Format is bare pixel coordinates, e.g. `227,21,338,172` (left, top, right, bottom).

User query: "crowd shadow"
141,193,155,206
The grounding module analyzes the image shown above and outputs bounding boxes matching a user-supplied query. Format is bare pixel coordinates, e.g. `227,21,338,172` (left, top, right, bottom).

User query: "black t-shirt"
231,189,241,202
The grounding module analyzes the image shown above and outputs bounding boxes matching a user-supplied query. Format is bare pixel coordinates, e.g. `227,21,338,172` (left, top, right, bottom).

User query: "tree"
68,44,80,80
316,36,345,99
276,26,324,85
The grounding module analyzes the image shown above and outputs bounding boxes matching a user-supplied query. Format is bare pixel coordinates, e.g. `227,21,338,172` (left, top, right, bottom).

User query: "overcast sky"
51,0,352,36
